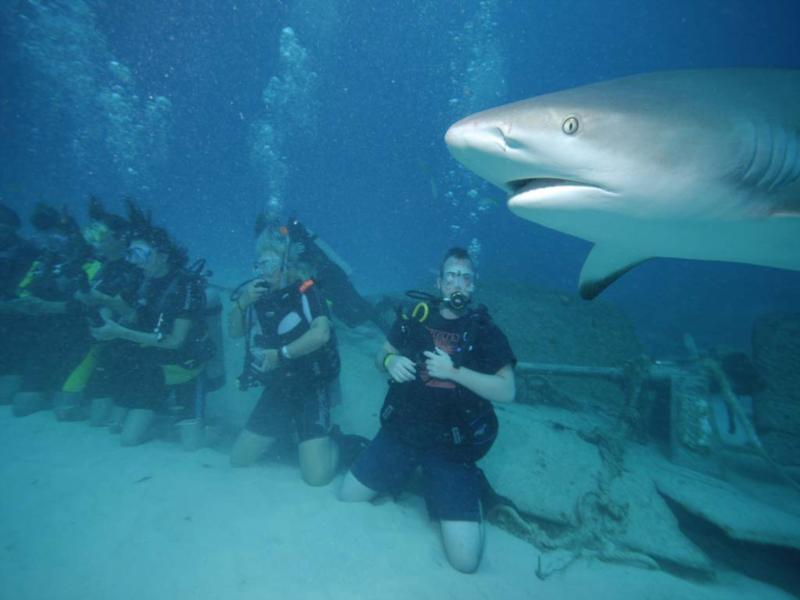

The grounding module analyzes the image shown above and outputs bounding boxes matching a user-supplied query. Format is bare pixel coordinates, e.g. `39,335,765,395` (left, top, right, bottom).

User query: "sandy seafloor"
0,329,795,600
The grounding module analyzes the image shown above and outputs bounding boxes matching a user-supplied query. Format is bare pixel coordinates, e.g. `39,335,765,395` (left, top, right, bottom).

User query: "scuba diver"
5,203,98,417
255,211,391,334
338,247,517,574
228,234,352,486
89,201,215,446
0,203,39,300
79,196,143,318
52,196,145,421
0,203,40,404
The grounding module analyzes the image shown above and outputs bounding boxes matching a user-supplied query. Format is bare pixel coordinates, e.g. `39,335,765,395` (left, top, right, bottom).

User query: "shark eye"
562,116,579,135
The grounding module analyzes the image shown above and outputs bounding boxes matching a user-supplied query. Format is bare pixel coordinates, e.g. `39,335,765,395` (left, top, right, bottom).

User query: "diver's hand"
73,289,93,306
91,318,125,341
239,279,269,308
251,348,280,373
424,348,457,381
386,354,416,383
7,296,48,315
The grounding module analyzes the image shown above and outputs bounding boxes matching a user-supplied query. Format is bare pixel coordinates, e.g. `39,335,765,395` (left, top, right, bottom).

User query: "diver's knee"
230,430,271,467
445,549,481,574
441,520,483,574
337,470,377,502
301,464,335,487
298,436,336,486
120,409,155,446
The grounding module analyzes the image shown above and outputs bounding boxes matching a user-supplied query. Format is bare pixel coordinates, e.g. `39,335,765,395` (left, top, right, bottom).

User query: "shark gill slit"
773,128,800,190
753,123,777,191
740,121,762,187
760,123,788,191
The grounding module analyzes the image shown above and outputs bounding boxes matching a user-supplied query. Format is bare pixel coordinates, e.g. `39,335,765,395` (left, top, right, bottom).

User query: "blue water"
2,0,799,355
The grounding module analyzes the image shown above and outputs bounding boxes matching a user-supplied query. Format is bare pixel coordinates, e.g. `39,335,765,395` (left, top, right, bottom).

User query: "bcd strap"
400,301,430,323
411,302,429,322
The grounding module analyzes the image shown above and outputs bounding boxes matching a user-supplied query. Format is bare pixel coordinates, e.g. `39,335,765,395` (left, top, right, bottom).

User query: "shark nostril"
493,126,523,150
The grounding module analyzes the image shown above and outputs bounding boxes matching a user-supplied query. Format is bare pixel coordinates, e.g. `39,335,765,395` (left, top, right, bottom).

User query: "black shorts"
88,342,198,411
245,376,335,442
350,427,482,522
19,315,93,393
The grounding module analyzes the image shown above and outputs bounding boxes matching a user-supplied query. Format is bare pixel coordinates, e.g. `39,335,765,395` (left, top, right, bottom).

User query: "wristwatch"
280,345,292,361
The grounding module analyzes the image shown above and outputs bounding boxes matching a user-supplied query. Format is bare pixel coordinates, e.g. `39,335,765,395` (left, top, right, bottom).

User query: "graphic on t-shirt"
421,326,459,389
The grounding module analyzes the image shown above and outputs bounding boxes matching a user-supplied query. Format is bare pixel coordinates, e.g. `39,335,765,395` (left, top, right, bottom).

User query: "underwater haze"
2,0,800,355
3,2,800,599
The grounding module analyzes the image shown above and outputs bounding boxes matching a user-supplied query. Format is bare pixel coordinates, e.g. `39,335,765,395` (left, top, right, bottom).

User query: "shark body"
444,69,800,298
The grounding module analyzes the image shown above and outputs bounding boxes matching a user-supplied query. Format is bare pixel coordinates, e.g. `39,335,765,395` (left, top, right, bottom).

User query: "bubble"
438,0,507,229
14,0,173,190
251,25,319,207
468,238,482,265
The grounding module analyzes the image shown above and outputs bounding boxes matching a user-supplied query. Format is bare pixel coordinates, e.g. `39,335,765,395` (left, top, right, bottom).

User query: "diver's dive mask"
126,242,154,266
82,221,111,248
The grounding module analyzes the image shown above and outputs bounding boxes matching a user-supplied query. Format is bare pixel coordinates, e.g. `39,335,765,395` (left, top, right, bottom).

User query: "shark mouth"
506,178,614,206
507,178,599,194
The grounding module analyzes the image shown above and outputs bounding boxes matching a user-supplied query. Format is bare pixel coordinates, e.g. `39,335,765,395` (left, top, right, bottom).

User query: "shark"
444,69,800,299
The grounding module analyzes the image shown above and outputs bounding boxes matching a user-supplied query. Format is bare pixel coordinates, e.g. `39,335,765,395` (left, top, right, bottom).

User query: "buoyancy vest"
380,302,499,462
241,279,340,388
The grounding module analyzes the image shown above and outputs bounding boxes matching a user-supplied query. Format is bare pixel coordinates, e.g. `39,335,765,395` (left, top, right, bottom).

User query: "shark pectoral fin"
578,244,650,300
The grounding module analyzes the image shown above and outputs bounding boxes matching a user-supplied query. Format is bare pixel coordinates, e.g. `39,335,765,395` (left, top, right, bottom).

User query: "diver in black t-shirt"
339,247,517,574
228,237,343,486
90,202,212,446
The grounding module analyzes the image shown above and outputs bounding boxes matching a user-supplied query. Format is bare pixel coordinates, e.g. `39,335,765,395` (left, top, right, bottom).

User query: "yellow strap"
411,302,429,323
61,346,100,393
162,363,204,386
15,260,101,297
83,260,103,282
15,261,41,297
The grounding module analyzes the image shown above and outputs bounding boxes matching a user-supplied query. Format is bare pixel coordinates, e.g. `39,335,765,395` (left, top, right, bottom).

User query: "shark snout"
445,118,506,153
446,117,537,192
444,119,477,151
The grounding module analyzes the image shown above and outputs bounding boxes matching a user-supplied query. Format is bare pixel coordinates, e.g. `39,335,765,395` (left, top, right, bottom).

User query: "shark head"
444,94,623,215
445,69,800,298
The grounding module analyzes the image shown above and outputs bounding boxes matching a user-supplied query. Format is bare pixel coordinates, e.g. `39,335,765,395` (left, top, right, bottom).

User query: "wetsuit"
60,257,144,395
0,236,39,376
13,252,99,394
243,279,340,441
91,257,143,305
351,304,516,522
89,268,212,410
0,236,39,300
